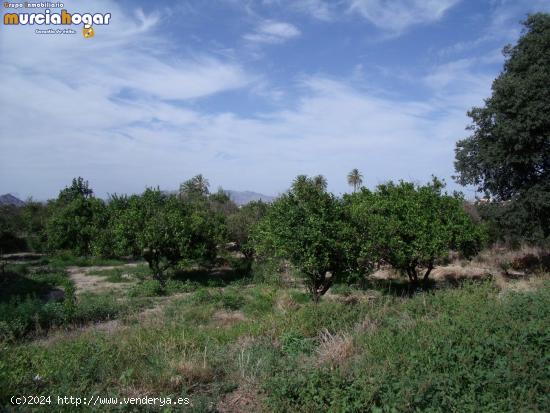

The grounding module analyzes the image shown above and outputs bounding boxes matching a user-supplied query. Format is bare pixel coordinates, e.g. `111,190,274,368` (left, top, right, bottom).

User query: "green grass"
0,263,153,342
46,252,130,269
88,264,152,283
1,260,548,412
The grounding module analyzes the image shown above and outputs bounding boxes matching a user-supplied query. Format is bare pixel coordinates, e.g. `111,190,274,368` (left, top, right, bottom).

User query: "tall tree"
179,174,210,199
454,13,550,242
347,168,363,192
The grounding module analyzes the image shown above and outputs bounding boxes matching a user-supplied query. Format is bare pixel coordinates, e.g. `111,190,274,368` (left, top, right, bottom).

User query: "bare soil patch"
67,263,139,295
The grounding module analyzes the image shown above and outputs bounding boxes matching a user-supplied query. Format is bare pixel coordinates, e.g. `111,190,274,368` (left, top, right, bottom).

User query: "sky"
1,0,549,200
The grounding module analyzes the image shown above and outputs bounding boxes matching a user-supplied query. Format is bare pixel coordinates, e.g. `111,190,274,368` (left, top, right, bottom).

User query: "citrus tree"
254,176,360,301
227,200,269,260
347,178,485,285
46,178,106,256
108,188,224,284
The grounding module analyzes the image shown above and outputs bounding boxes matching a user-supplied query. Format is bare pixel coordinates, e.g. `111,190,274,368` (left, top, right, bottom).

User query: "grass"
0,254,549,412
46,251,130,269
88,264,152,283
0,261,154,342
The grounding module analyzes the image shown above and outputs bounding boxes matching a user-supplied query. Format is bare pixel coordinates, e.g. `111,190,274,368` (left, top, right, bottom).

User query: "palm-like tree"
347,168,363,192
179,174,210,198
313,175,328,191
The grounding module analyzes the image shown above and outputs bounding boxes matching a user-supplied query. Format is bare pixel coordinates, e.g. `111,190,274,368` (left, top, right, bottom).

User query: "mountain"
225,190,276,206
0,194,25,207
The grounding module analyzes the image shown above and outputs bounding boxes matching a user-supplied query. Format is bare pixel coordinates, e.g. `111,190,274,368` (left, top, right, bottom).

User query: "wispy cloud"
348,0,461,33
264,0,333,21
0,0,535,201
244,20,301,44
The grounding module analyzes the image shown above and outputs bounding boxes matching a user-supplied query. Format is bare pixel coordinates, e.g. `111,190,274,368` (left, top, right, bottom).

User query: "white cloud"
349,0,461,33
244,20,301,44
292,0,332,20
0,0,502,200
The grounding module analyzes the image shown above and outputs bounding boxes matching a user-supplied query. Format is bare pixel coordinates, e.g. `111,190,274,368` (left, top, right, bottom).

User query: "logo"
3,3,111,37
82,23,93,38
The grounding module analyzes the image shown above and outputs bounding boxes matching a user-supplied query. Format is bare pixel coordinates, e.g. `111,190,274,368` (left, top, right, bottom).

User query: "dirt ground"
67,263,140,295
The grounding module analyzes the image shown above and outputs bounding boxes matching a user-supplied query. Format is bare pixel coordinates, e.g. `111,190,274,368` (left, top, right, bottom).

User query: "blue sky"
1,0,549,200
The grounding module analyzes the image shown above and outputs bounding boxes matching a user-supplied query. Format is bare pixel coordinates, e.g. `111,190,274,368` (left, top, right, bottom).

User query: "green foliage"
20,200,50,252
280,330,315,356
347,178,485,283
179,174,210,200
454,13,550,242
0,205,27,253
227,200,269,259
46,177,106,256
250,257,284,285
107,188,224,285
347,168,363,192
128,279,165,297
254,175,361,300
266,282,550,413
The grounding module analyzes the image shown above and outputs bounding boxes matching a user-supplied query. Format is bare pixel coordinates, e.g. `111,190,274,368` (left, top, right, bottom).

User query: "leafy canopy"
46,177,106,256
347,178,484,283
254,176,360,300
454,13,550,242
107,188,224,283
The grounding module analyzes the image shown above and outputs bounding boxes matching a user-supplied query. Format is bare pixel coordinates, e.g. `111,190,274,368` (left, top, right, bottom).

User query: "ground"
0,248,548,412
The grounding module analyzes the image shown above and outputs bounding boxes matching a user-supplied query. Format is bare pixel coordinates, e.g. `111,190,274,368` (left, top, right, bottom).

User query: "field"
1,249,548,412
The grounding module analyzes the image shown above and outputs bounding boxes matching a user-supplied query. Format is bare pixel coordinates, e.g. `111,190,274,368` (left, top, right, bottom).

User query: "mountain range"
224,190,276,206
0,194,25,207
0,190,276,207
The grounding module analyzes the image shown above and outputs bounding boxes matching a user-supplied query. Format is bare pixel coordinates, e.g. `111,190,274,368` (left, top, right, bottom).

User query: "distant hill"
163,189,276,206
225,190,276,206
0,194,25,207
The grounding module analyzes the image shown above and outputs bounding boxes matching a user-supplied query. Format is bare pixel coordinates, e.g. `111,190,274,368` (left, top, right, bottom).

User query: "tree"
454,13,550,242
58,177,93,203
347,178,484,286
254,176,360,301
347,169,363,192
209,188,239,218
20,199,50,252
179,174,210,200
0,205,26,253
46,178,106,256
227,201,268,259
313,175,328,191
108,188,223,284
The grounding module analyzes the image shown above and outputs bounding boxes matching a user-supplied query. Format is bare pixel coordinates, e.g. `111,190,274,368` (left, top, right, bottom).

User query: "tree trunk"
309,271,333,302
422,261,434,286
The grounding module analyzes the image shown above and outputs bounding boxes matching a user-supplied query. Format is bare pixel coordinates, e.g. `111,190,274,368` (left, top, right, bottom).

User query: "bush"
128,280,164,297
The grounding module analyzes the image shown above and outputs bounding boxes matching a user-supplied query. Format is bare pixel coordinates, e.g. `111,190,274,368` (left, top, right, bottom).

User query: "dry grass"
355,315,379,334
275,292,299,312
217,385,265,413
172,359,216,388
471,244,549,271
212,309,247,327
316,328,355,368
